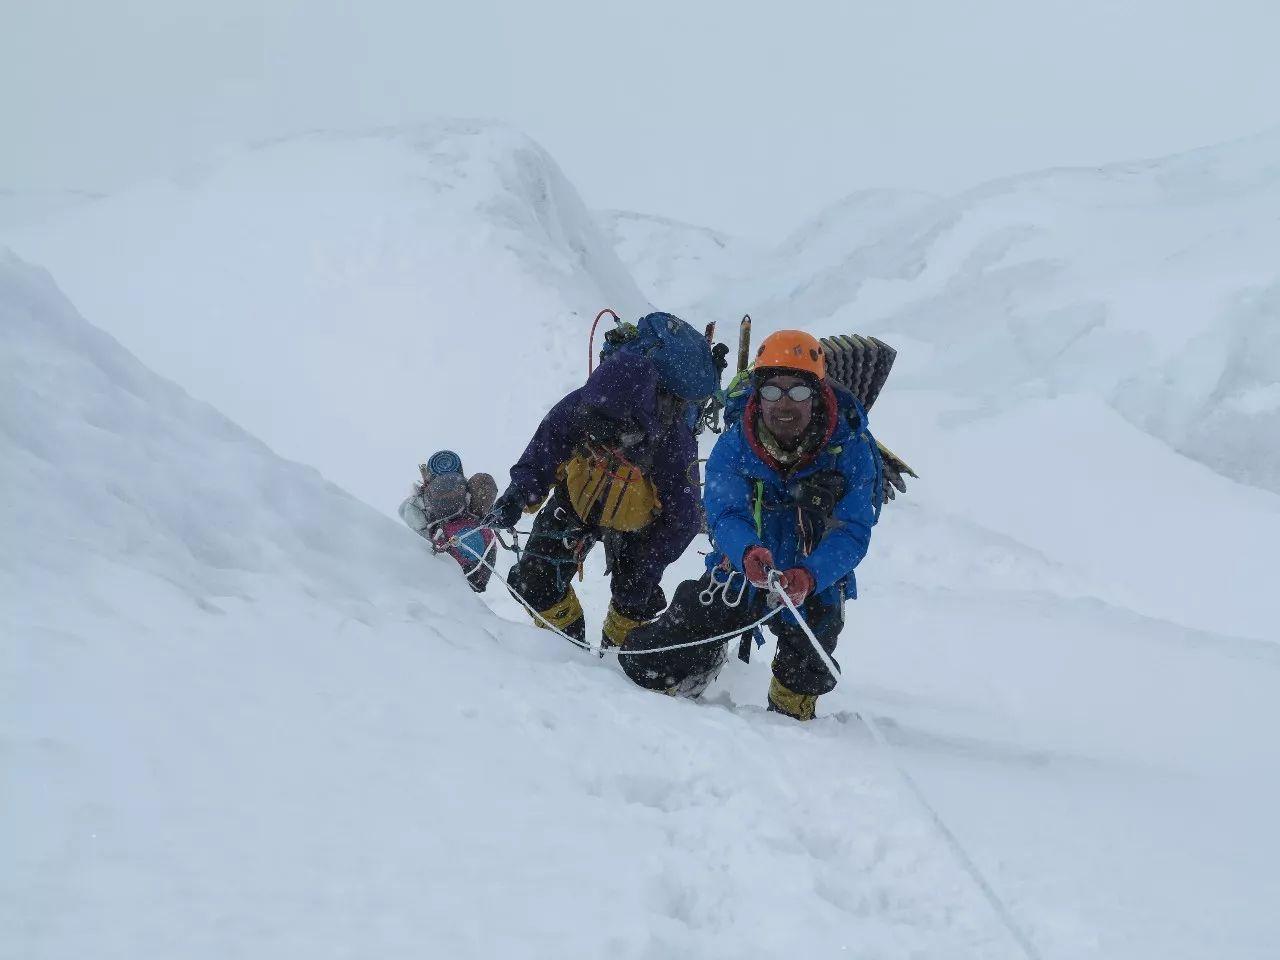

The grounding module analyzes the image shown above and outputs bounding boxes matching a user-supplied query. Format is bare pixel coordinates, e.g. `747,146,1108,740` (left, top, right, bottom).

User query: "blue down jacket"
703,380,882,603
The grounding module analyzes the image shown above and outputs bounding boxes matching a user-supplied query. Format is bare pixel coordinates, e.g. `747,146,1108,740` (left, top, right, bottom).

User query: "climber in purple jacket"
485,312,719,649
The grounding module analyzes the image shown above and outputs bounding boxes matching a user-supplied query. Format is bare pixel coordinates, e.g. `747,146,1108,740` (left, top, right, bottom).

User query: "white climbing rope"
448,528,781,657
768,574,1043,960
451,524,1040,955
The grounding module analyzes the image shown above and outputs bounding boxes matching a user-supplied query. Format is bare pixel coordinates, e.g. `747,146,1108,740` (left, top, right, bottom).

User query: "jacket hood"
743,378,850,475
580,351,661,438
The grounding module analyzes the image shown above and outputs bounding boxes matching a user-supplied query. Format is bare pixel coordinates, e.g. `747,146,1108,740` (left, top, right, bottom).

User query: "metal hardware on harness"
552,505,584,550
698,567,748,607
447,526,782,660
492,527,521,562
427,525,450,554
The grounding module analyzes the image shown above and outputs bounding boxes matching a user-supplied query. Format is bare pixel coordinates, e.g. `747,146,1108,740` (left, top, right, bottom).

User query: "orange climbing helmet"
754,329,826,380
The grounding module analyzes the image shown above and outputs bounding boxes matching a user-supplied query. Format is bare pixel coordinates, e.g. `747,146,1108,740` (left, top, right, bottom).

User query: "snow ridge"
598,208,761,313
2,122,650,514
696,129,1280,494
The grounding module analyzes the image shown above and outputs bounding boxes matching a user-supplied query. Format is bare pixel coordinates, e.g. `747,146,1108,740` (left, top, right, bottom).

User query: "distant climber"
400,450,498,592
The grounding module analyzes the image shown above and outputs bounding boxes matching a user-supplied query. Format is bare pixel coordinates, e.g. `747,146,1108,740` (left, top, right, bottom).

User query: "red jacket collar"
743,380,838,475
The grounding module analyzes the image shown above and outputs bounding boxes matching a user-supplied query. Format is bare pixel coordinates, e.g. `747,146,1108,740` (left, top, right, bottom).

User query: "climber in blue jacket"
621,329,882,720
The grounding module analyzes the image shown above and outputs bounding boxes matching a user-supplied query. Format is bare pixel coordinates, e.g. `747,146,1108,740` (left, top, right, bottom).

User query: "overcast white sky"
4,0,1279,238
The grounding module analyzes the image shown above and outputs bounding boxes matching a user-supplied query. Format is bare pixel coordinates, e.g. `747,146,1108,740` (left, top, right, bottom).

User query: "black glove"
711,342,730,374
484,490,526,530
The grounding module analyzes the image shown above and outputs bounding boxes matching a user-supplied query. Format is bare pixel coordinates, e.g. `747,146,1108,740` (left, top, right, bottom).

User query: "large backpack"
600,312,718,407
723,333,916,504
724,333,899,427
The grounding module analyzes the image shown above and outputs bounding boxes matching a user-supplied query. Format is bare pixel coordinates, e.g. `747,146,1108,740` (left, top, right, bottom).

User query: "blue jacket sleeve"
703,428,764,573
798,432,880,592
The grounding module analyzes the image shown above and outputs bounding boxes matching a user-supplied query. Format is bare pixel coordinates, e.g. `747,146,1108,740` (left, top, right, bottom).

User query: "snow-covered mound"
0,250,456,620
598,209,761,314
699,130,1280,493
2,123,651,514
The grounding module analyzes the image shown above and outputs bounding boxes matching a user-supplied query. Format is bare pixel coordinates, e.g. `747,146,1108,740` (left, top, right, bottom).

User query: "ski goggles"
758,383,815,402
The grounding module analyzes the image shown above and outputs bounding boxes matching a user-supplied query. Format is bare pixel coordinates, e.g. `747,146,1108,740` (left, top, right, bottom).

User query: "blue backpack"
600,312,718,403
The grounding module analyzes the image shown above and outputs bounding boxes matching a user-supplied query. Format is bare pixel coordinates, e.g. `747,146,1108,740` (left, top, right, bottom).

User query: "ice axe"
736,313,752,375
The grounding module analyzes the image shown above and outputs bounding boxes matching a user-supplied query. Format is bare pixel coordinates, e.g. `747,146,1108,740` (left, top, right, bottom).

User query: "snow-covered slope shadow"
2,123,652,515
4,250,1036,959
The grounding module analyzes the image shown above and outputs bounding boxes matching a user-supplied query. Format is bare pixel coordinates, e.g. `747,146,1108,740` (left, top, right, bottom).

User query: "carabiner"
699,567,748,608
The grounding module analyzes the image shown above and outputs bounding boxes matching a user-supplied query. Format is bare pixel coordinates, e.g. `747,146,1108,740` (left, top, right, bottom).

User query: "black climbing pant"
620,570,844,697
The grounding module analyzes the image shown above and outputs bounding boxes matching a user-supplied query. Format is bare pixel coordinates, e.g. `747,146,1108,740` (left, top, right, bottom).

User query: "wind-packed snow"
697,128,1280,496
2,123,650,515
6,119,1280,960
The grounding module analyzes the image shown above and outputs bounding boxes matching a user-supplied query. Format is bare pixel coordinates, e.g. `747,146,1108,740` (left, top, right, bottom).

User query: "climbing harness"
429,523,496,578
446,526,780,659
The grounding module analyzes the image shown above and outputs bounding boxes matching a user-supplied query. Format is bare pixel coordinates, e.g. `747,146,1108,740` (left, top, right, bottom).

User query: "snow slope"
7,248,1280,959
2,251,1028,958
697,129,1280,495
7,119,1280,959
2,123,651,515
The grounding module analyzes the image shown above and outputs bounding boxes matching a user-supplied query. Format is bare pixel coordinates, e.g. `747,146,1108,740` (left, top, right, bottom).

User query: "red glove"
742,546,775,587
778,566,815,606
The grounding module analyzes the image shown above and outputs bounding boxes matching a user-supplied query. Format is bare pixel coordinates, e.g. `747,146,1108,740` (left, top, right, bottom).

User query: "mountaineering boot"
664,641,728,700
601,602,647,651
534,589,586,642
767,676,817,721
